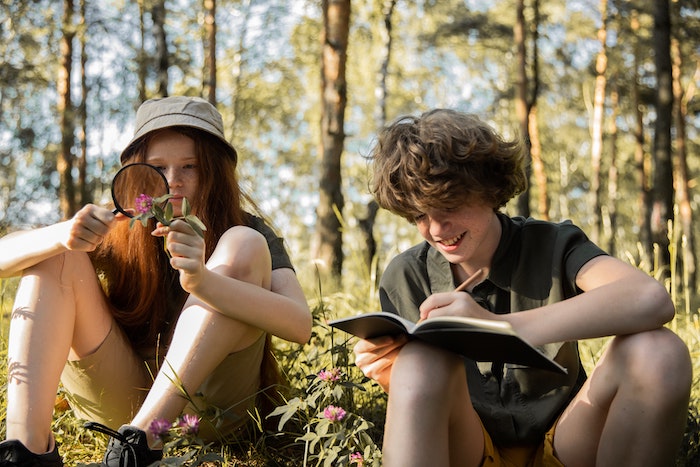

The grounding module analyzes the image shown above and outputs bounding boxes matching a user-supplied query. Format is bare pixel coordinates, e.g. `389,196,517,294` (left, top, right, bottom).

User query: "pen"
454,268,485,292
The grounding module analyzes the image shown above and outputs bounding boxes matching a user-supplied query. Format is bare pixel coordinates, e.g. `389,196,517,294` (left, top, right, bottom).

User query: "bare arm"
420,255,674,347
0,205,118,278
508,255,674,346
161,221,312,344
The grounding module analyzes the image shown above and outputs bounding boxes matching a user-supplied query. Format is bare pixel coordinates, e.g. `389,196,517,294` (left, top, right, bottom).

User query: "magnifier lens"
111,163,169,218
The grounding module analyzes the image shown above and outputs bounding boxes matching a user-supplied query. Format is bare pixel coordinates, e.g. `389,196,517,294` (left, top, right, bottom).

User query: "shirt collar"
424,212,523,293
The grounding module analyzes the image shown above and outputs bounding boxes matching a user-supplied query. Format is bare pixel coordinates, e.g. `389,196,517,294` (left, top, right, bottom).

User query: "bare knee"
390,341,466,403
609,328,692,401
21,251,93,284
210,226,271,287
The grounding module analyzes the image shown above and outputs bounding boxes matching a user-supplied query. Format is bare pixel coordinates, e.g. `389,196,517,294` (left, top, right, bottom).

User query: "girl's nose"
164,168,183,187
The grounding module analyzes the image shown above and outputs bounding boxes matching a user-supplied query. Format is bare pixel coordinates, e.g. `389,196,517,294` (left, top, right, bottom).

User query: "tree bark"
589,0,608,245
605,86,619,256
514,0,531,218
78,0,90,206
58,0,77,219
671,35,697,292
360,0,396,275
650,0,674,274
152,0,169,97
314,0,350,278
203,0,217,104
631,10,653,269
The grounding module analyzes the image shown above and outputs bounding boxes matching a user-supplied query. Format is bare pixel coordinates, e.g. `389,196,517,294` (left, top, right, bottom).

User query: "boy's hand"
419,291,494,321
353,334,408,392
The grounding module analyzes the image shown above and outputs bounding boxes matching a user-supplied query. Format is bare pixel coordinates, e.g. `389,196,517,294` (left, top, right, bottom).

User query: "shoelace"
83,422,140,466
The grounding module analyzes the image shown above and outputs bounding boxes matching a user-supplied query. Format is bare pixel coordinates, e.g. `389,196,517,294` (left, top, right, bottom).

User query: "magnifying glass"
111,163,170,218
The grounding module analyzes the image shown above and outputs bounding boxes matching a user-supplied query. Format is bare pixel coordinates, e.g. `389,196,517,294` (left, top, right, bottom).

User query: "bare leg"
130,227,272,445
383,341,484,467
6,252,112,453
554,328,692,467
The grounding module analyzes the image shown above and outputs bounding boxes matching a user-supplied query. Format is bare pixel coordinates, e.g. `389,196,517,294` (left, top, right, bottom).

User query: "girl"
0,96,312,466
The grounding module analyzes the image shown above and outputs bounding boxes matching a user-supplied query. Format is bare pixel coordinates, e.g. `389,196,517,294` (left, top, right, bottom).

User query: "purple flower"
350,452,364,466
148,418,172,441
177,413,200,436
135,193,154,214
317,368,342,382
322,405,347,422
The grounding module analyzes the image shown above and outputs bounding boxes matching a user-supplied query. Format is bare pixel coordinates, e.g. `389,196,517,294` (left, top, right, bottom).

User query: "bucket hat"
120,96,237,163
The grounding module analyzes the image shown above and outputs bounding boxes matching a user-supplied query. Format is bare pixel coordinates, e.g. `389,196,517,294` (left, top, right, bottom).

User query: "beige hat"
120,96,237,163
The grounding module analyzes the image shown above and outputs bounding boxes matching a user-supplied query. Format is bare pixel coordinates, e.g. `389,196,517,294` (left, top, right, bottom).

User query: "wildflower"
350,452,364,466
322,405,347,422
135,193,153,214
317,367,342,382
148,418,172,441
177,413,200,436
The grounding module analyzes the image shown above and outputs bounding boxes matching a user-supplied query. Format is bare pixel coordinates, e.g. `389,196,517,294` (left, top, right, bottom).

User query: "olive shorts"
61,323,266,441
481,420,563,467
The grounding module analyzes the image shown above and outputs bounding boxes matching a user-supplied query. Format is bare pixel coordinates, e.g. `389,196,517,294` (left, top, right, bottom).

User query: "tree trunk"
525,0,547,221
528,107,547,220
360,0,396,275
514,0,531,218
137,0,147,103
671,36,697,294
589,0,608,245
605,86,619,256
78,0,90,206
631,10,653,269
203,0,217,104
230,0,252,134
152,0,169,97
58,0,77,219
314,0,350,279
650,0,674,275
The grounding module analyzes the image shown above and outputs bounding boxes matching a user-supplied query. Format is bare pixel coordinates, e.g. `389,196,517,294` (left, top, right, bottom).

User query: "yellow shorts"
481,420,563,467
61,323,266,441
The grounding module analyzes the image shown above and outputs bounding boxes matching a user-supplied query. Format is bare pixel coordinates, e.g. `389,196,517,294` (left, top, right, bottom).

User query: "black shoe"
84,422,163,467
0,439,63,467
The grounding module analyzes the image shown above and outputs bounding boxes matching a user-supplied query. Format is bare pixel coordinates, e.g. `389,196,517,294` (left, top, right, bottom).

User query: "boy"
354,109,691,466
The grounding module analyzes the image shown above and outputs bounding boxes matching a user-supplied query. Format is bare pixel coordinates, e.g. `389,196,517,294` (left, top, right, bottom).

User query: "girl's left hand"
419,291,494,321
152,219,206,292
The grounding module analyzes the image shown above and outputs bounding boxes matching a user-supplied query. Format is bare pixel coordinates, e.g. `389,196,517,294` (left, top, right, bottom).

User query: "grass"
1,262,699,466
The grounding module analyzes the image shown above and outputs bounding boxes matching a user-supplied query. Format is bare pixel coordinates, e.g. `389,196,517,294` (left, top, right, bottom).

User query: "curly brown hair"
369,109,527,220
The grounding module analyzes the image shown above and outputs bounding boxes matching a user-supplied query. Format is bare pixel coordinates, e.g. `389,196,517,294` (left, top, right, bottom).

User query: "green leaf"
185,214,206,230
182,197,191,217
164,202,173,223
186,219,206,238
153,194,173,204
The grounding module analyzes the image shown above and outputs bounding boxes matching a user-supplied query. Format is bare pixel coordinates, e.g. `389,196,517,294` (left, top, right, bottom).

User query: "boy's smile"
415,203,501,268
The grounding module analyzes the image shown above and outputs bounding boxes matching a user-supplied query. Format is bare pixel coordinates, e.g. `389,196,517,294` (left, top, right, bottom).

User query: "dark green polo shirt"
378,213,607,445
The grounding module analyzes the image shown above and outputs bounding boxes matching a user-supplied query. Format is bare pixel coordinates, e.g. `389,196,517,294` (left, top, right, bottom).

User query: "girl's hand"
419,291,494,321
353,334,408,392
62,204,120,252
153,219,206,292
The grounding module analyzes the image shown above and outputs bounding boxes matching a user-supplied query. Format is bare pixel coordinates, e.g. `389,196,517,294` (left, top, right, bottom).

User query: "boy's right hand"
353,334,408,392
62,204,121,251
